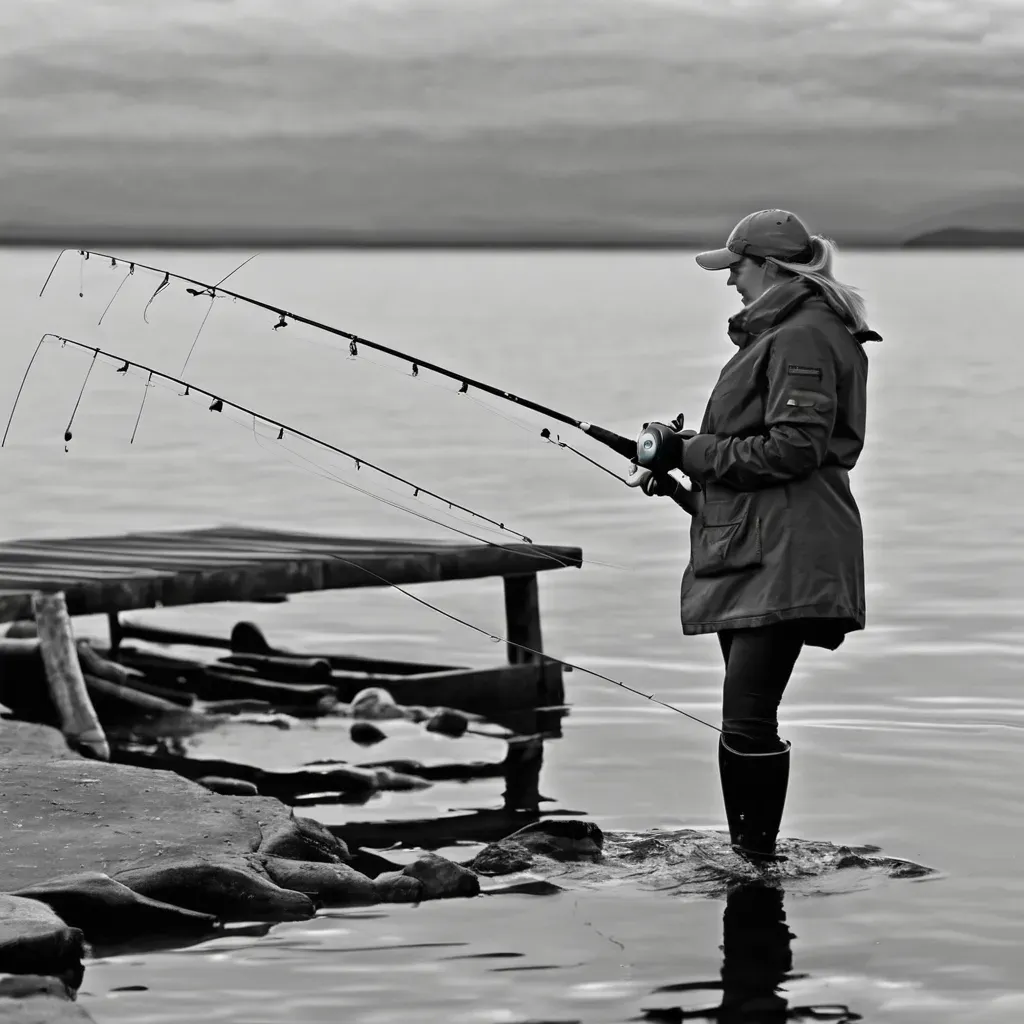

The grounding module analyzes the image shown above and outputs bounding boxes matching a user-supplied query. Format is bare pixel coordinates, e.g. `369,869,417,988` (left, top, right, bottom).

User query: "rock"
260,857,377,907
505,820,604,860
400,853,479,900
424,709,469,738
0,724,77,763
8,873,217,942
345,848,404,880
0,977,73,1001
0,757,340,894
468,820,605,875
0,896,83,983
0,994,96,1023
229,621,272,654
349,722,387,746
372,872,423,904
349,688,406,721
482,879,566,896
258,816,350,864
468,841,536,876
113,858,314,923
197,777,259,797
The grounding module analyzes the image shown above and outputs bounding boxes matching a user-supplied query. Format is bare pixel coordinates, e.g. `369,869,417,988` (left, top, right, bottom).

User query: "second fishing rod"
43,249,699,507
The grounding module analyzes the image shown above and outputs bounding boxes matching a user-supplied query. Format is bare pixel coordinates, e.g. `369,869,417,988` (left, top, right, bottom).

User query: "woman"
628,209,881,862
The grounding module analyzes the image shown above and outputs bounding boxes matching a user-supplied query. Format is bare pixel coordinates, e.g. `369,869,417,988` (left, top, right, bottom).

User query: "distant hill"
5,221,1023,251
902,227,1024,248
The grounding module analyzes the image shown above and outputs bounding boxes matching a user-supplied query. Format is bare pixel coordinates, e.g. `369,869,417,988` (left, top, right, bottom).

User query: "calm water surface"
2,249,1022,1023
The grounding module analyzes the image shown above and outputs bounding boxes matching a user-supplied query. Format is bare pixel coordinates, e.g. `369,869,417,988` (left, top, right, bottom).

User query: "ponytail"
767,236,868,332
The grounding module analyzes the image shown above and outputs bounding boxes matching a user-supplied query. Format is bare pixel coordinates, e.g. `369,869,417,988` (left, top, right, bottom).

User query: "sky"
1,0,1023,243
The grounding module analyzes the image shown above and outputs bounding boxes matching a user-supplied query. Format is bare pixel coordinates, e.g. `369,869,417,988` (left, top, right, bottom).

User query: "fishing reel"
636,413,691,474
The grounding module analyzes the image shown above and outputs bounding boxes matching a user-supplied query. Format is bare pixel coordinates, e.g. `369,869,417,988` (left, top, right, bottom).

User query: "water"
2,248,1023,1022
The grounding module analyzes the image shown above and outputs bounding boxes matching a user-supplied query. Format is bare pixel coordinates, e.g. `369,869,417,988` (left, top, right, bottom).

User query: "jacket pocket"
691,497,763,578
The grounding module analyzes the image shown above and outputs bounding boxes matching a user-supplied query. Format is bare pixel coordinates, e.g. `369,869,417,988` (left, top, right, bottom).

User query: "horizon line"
2,226,1023,251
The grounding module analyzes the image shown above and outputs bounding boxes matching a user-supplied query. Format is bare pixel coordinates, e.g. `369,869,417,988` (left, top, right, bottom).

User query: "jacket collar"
727,278,817,349
727,278,883,349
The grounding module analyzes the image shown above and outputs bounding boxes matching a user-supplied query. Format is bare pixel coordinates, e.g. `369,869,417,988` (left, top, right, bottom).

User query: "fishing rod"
2,334,540,546
41,249,693,498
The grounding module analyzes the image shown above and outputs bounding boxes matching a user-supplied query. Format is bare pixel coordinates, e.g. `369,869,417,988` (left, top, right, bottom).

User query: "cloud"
0,0,1022,237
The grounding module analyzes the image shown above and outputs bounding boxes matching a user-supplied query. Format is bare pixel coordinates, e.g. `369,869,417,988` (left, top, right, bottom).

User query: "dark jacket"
678,278,880,650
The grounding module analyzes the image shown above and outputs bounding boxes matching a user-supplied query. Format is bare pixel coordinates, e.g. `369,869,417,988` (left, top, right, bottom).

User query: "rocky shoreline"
0,718,604,1023
1,724,939,1024
0,603,937,1023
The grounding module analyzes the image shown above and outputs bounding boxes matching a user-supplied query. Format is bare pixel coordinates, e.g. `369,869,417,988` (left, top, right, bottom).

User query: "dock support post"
32,591,110,761
503,572,542,665
107,612,124,653
501,573,544,810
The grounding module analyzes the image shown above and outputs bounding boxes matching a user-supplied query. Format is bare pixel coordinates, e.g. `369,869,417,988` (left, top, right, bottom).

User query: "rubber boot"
718,735,791,863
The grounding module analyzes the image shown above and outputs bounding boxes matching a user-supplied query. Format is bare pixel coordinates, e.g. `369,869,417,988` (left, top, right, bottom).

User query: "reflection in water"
640,884,862,1023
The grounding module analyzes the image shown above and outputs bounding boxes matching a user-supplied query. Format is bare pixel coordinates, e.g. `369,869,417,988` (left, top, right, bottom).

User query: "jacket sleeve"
680,325,838,491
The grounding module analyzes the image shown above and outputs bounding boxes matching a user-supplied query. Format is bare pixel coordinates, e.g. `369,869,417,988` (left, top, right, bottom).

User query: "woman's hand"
625,462,674,497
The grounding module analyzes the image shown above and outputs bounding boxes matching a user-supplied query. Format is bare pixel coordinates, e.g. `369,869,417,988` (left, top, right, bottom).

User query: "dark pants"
718,623,804,753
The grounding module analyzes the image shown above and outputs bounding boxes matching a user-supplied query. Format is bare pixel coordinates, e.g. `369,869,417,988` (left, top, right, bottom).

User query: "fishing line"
179,294,217,376
179,254,261,375
63,346,98,452
213,253,261,289
320,550,721,734
97,268,133,326
2,334,47,447
540,430,629,485
129,371,153,445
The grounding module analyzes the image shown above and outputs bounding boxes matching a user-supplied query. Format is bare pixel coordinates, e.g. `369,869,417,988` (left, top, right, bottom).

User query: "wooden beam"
112,618,459,675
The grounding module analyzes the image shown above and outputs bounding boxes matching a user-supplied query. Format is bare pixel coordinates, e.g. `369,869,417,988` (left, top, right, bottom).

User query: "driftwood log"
30,592,109,761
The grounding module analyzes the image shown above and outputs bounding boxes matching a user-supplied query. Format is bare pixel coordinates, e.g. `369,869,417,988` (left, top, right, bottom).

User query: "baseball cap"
695,210,814,270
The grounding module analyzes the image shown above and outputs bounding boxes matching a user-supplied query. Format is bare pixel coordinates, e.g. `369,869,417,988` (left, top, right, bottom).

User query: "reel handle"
636,413,687,473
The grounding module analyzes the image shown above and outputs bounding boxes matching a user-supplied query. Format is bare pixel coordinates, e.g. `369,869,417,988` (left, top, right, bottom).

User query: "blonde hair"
767,236,868,331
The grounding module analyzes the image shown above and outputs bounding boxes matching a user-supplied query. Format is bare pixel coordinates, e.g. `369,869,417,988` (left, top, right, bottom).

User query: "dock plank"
0,525,582,622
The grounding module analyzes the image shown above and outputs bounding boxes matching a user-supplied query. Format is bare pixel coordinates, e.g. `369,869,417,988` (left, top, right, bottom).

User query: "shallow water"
2,248,1023,1022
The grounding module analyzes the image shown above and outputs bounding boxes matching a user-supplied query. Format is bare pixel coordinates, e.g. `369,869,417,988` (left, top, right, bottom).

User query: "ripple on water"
476,827,937,901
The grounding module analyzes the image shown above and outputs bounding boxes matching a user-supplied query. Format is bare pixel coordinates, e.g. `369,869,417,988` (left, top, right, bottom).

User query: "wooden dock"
0,525,582,624
0,526,583,809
